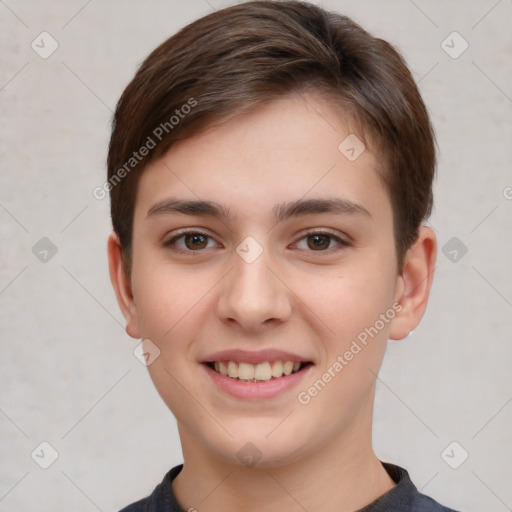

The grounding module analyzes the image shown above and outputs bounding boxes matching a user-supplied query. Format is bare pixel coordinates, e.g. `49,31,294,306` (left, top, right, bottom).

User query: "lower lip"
202,363,312,400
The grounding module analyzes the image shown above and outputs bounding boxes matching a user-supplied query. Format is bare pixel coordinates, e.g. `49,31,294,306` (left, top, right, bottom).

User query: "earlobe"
107,232,141,339
389,227,437,340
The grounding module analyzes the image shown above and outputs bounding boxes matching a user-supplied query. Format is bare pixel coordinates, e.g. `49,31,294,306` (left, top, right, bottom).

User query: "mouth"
204,360,312,382
200,349,314,399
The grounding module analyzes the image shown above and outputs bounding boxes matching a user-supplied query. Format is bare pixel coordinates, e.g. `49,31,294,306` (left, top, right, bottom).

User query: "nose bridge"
217,237,291,330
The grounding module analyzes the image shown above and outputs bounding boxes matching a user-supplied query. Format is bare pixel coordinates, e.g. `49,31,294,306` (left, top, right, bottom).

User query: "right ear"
107,232,141,339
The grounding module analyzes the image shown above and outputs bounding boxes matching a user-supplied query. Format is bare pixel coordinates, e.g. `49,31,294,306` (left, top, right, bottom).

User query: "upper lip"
201,349,311,365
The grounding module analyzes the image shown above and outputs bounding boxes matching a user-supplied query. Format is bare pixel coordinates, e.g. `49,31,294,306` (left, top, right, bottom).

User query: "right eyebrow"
146,198,233,222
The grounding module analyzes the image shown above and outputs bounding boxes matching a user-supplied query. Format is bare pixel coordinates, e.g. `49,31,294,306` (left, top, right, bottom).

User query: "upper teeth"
213,361,301,381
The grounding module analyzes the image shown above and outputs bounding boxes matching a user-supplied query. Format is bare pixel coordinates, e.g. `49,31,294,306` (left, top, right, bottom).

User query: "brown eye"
184,233,208,250
307,234,331,250
295,230,349,252
165,231,218,252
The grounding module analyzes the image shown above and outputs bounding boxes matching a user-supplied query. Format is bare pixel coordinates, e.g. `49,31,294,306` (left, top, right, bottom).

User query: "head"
107,1,437,468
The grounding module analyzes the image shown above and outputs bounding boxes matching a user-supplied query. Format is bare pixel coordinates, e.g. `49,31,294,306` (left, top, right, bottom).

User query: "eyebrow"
146,196,371,223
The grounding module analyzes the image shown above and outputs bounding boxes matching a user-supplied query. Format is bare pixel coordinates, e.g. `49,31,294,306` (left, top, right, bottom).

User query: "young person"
106,1,460,510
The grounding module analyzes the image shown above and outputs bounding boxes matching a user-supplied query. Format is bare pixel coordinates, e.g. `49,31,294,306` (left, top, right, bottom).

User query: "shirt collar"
156,461,419,512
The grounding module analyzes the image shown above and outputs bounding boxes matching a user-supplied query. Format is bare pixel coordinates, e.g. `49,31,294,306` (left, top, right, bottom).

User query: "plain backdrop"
1,1,511,511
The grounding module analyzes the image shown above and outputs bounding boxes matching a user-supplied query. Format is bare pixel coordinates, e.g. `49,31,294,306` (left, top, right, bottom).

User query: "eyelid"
299,227,347,239
297,227,350,243
164,228,222,252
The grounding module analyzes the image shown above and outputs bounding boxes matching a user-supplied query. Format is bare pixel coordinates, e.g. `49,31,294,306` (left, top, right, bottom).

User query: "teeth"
254,362,272,381
227,361,238,378
211,360,303,381
271,361,283,378
238,362,254,380
283,361,293,375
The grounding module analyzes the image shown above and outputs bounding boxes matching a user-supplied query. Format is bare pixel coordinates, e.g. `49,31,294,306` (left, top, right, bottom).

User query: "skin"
108,92,436,512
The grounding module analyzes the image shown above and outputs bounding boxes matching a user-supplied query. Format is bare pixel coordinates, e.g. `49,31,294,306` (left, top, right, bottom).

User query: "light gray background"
1,1,511,510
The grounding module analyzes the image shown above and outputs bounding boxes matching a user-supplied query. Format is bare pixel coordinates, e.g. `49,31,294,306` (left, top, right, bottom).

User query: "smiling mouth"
205,360,311,382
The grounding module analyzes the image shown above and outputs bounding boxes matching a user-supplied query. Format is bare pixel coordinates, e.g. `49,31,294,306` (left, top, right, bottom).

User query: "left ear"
389,226,437,340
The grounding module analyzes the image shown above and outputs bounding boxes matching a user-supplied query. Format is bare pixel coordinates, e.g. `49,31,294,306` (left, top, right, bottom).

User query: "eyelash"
296,228,350,252
164,228,350,255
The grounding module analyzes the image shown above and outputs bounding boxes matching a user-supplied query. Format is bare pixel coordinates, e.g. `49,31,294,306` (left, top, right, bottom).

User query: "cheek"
131,264,211,423
132,259,212,339
300,264,396,341
295,272,394,416
295,260,397,404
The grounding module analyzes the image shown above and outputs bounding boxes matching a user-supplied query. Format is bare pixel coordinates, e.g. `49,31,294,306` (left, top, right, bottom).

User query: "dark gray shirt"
119,463,460,512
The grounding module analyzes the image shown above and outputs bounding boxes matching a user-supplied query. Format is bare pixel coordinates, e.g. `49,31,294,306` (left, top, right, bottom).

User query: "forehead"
134,92,391,224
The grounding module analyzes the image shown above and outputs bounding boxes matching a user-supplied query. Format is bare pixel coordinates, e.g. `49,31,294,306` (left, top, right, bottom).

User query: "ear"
389,226,437,340
107,232,141,339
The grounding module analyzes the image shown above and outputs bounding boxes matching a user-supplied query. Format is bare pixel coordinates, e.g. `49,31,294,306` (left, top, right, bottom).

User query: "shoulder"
411,492,462,512
379,462,462,512
118,491,158,512
117,465,184,512
118,499,147,512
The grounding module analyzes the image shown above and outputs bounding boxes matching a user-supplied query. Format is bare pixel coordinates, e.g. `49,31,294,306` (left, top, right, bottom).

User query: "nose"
216,245,292,334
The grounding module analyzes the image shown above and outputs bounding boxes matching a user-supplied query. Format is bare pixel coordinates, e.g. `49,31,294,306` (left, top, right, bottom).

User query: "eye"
294,230,349,252
165,230,219,252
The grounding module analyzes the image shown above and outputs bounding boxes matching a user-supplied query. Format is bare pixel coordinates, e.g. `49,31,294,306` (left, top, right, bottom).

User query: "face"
110,92,430,468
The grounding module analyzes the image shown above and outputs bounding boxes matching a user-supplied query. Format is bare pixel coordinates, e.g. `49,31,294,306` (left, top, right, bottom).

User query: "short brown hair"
107,0,436,273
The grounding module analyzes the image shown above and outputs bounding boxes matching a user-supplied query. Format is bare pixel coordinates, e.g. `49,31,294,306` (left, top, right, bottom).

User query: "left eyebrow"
146,196,371,223
272,197,372,223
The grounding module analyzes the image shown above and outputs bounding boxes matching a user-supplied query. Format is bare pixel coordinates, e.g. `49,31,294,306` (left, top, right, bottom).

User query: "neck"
172,419,395,512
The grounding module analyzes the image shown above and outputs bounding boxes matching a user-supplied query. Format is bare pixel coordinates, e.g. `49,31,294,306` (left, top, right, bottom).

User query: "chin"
201,421,312,469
